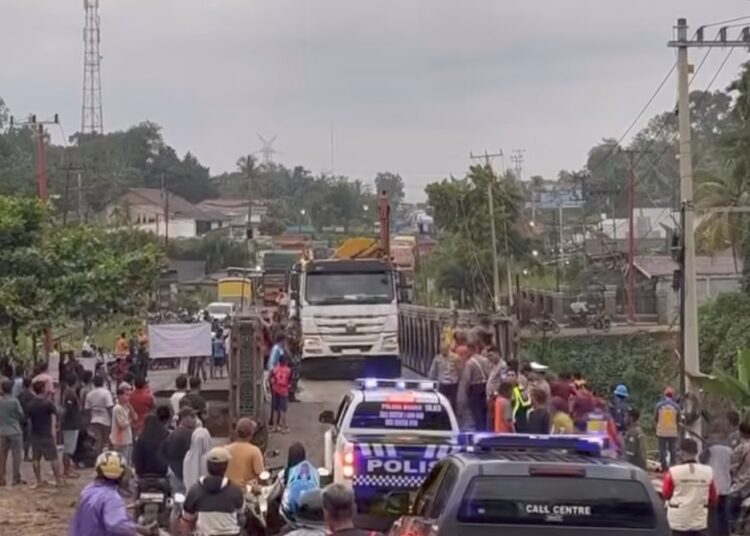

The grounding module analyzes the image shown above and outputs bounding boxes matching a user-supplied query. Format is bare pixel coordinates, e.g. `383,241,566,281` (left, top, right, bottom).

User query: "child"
623,407,647,470
270,355,292,433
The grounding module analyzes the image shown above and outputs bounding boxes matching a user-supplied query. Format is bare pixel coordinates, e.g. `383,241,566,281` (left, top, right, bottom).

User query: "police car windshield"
350,400,453,431
458,477,656,529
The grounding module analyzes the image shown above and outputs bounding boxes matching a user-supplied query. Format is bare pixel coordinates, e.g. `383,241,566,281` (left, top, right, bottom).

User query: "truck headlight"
382,334,399,350
304,337,323,352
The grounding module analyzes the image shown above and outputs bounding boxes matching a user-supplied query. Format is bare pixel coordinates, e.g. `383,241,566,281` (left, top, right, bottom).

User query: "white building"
107,188,227,239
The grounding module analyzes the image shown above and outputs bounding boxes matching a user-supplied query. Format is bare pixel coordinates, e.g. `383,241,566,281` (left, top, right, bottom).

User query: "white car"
205,302,236,322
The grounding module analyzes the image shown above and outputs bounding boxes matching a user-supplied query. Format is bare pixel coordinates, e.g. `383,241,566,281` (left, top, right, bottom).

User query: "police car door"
393,461,457,536
325,393,353,472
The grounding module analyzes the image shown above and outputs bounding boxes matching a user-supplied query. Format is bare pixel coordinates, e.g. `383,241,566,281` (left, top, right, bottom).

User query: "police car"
318,378,460,531
388,434,670,536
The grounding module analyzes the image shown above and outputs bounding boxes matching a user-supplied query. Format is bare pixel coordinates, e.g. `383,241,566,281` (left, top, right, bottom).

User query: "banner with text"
149,322,212,359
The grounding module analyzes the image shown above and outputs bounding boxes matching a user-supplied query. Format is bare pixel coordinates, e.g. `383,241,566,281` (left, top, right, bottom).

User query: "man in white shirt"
84,375,114,454
170,375,188,416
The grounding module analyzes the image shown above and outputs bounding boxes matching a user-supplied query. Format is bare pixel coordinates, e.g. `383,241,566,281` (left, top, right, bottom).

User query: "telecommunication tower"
81,0,103,134
257,134,278,165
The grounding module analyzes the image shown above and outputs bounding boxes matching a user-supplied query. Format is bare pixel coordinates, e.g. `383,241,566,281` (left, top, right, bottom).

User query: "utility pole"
161,173,169,251
620,149,646,324
666,18,749,398
245,154,256,267
470,150,504,311
555,188,562,292
9,114,59,356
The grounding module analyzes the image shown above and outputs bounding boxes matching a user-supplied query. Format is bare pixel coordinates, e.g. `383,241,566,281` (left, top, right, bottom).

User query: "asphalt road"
147,359,425,467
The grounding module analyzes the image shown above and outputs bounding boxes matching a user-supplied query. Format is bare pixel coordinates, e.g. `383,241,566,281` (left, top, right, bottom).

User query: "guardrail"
398,304,516,376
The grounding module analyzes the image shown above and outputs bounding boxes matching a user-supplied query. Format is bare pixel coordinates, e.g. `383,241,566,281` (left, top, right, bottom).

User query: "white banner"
148,323,213,359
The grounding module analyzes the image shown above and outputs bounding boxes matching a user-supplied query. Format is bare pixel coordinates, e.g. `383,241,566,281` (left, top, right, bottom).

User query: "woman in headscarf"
282,443,320,522
182,426,212,491
133,411,170,478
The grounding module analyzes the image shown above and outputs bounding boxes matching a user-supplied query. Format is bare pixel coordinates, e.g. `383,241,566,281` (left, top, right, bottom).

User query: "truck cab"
297,258,400,379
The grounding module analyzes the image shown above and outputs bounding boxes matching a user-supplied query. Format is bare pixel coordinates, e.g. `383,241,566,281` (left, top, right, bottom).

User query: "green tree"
374,172,405,207
47,225,164,334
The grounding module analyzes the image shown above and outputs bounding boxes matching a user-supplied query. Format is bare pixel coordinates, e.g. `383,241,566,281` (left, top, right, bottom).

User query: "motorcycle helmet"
295,489,326,528
95,450,127,481
613,384,629,398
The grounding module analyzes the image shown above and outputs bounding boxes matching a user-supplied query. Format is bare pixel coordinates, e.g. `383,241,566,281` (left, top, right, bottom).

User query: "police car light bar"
357,378,437,391
460,433,603,456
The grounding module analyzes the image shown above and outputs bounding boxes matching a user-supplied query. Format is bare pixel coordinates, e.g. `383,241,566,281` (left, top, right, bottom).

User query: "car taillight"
338,442,355,479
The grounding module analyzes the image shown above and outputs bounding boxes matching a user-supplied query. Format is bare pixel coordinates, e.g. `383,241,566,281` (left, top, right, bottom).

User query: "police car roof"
360,389,441,404
452,450,636,481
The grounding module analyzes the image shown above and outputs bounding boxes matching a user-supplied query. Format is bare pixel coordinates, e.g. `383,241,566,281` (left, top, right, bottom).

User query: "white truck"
293,257,401,379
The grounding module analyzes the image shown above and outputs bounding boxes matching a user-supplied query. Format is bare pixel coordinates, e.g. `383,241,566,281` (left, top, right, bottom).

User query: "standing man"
170,375,188,416
129,376,155,439
110,384,135,463
162,406,197,499
27,380,64,487
662,438,717,535
656,387,680,471
183,376,207,422
0,379,25,486
60,373,82,479
85,375,114,454
225,418,265,489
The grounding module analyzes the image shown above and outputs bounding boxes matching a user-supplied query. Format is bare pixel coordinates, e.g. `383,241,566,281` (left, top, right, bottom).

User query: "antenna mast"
81,0,103,134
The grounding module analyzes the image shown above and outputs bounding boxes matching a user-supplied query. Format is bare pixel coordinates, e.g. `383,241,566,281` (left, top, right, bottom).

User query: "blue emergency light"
458,433,604,456
357,378,437,391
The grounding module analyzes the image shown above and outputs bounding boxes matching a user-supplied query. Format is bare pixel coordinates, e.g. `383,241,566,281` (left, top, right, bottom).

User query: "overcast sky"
2,1,750,200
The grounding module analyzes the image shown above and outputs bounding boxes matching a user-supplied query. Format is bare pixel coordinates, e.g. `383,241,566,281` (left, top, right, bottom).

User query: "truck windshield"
457,477,656,529
305,272,393,305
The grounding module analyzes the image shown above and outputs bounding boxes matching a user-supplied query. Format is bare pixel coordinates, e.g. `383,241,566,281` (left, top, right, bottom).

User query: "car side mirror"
384,490,411,516
319,410,335,424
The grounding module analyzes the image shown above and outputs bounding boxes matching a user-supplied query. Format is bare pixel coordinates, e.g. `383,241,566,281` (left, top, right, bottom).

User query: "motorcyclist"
281,446,320,526
70,450,155,535
286,489,327,536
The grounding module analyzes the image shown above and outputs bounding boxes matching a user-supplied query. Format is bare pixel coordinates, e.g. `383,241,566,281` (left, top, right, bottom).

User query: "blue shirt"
267,343,284,371
212,339,226,359
70,481,139,536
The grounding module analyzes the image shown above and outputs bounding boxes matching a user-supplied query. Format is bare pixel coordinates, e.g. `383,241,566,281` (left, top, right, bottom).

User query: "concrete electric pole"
667,18,749,397
470,150,504,311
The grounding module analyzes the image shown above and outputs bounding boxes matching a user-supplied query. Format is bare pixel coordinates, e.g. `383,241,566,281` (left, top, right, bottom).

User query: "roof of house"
633,255,741,278
121,188,227,221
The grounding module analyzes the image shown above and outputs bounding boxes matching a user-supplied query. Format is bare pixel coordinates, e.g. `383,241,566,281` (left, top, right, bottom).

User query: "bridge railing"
398,304,516,376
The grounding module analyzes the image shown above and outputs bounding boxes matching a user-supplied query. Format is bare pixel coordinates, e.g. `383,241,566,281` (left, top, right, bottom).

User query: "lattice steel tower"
81,0,103,134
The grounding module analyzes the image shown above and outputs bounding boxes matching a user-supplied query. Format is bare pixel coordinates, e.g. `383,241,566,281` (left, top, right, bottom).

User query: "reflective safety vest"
666,462,713,531
512,386,531,431
585,410,617,458
656,399,680,438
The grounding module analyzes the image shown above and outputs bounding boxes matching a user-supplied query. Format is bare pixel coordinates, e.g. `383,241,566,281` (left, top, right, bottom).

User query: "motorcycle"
529,315,561,335
244,466,284,536
136,476,172,529
585,311,612,333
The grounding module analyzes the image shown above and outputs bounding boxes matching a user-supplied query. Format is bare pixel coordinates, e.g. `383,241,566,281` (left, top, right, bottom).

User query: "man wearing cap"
182,446,245,536
225,418,265,489
656,387,680,471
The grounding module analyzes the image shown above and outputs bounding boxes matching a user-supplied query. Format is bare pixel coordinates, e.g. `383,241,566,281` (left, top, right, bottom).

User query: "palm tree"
695,167,748,273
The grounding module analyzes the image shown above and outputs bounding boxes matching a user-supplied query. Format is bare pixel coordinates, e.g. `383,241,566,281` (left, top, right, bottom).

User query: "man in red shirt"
128,376,154,439
270,355,291,434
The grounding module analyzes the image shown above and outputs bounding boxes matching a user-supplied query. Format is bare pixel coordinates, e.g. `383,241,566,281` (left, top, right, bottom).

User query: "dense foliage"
0,196,164,346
